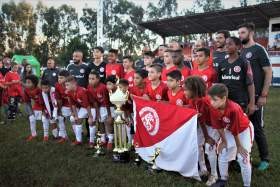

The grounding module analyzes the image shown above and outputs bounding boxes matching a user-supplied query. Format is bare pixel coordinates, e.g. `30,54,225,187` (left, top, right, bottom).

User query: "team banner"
133,96,200,179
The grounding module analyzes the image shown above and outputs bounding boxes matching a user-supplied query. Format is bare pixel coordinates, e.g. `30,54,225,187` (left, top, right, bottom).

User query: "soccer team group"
0,23,272,186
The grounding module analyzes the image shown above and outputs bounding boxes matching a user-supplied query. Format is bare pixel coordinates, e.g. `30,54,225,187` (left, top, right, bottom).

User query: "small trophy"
91,121,105,157
148,147,161,172
109,86,130,162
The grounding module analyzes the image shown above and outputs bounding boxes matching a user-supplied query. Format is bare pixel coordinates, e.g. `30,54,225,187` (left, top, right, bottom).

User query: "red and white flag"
133,96,200,179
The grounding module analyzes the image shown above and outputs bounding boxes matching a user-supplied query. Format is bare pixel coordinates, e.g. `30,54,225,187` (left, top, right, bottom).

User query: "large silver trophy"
109,86,130,162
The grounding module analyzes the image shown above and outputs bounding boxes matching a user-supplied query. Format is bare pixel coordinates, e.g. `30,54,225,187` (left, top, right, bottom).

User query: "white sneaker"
199,170,209,177
206,175,218,186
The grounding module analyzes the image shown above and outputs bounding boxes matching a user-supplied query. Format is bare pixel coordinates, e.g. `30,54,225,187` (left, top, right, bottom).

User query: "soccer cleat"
71,141,82,146
206,175,218,186
107,142,113,150
43,136,49,142
57,138,67,144
257,161,269,171
26,135,36,142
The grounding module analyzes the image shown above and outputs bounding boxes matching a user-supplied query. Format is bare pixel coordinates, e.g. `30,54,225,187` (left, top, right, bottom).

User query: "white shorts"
33,110,42,120
90,108,97,121
61,106,71,117
71,107,88,119
205,125,220,154
219,122,254,162
99,106,116,123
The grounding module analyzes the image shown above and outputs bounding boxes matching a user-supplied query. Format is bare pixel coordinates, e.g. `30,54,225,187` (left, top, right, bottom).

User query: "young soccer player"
161,50,177,83
65,76,92,145
4,62,22,120
217,36,255,115
23,75,44,141
208,84,254,187
143,51,155,70
87,70,111,147
88,71,112,149
123,55,135,88
55,70,71,143
143,64,168,101
166,70,187,106
106,49,124,78
191,48,217,89
184,76,220,185
129,69,148,98
41,79,59,141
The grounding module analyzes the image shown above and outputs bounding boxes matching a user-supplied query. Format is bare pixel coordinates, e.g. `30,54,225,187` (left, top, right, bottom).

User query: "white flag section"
133,96,200,180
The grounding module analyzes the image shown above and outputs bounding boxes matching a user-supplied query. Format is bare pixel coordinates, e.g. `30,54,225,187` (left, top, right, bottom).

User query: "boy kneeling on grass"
209,83,254,187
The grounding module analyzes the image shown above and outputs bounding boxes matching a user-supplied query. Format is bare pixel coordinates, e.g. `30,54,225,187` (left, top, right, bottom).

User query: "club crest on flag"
139,106,159,136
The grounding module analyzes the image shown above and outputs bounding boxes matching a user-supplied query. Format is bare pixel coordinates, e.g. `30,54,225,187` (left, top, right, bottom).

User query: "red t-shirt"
161,66,177,83
144,81,168,101
68,86,90,108
210,99,250,136
4,71,22,97
87,83,109,107
23,87,43,110
129,84,146,97
124,70,135,87
191,66,217,89
180,67,191,82
167,88,188,106
55,83,70,107
106,62,124,78
188,96,211,125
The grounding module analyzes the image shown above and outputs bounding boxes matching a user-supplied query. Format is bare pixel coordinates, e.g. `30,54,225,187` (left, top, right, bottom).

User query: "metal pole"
97,0,103,46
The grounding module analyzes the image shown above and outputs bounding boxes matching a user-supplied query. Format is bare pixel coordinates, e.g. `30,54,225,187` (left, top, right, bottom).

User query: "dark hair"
135,69,148,79
208,83,228,99
216,30,230,39
74,49,84,54
47,57,55,61
237,22,255,32
65,75,76,83
23,63,32,75
228,36,242,46
89,70,100,79
109,49,118,55
144,51,155,58
119,79,129,86
159,44,168,48
94,46,104,53
41,79,50,86
184,76,206,98
25,74,39,87
123,55,133,62
105,75,117,84
150,64,162,73
58,70,70,77
196,47,210,57
167,70,182,81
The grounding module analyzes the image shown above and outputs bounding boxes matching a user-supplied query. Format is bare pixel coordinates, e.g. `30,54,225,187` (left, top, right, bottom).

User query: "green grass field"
0,88,279,187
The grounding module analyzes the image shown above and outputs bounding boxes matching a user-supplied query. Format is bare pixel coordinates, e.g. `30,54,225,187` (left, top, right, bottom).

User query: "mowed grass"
0,88,279,187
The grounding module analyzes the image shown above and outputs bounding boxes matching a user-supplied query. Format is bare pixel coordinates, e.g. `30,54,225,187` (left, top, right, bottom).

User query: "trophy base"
112,151,130,163
147,164,162,174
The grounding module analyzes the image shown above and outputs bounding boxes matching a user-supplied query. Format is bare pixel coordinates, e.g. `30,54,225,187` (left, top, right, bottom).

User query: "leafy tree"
80,8,97,49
